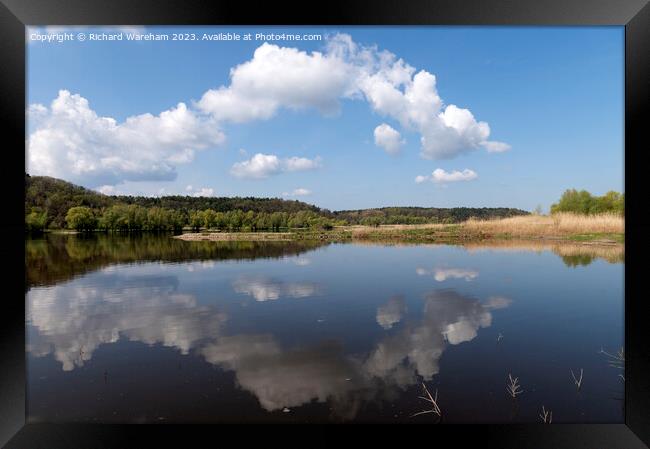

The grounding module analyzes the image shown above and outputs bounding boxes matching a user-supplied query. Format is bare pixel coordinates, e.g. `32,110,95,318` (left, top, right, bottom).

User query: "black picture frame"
2,0,648,447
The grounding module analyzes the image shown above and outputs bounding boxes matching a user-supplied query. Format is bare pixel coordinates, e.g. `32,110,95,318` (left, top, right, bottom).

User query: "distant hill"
334,206,529,225
25,174,529,229
25,174,321,229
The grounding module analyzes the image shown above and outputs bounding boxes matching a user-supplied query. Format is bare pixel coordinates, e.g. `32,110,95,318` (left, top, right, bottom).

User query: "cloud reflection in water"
27,269,510,419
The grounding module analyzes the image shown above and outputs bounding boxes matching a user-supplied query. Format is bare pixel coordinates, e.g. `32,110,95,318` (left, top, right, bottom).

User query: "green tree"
66,206,97,231
551,189,624,215
25,208,48,232
203,209,218,229
189,210,205,231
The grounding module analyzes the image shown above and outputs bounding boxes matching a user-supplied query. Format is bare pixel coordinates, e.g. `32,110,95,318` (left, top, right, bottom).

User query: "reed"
506,373,524,398
463,212,623,237
571,368,583,390
411,383,442,418
539,406,553,423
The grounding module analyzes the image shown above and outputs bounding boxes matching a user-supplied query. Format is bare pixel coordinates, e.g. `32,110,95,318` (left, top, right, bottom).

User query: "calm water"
26,234,624,423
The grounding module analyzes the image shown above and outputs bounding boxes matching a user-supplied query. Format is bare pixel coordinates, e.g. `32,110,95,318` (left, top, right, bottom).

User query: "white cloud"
27,34,508,190
230,153,321,179
283,188,312,197
198,33,508,160
373,123,404,155
482,140,511,153
231,154,281,178
284,156,322,172
415,168,478,184
96,185,121,195
27,90,224,187
432,168,478,183
185,185,215,197
197,42,356,123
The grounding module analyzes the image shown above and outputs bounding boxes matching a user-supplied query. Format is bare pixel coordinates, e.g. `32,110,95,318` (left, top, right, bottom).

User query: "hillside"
25,174,321,229
25,174,530,230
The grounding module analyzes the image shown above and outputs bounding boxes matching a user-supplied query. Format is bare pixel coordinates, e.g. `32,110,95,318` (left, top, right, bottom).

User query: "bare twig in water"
600,347,625,381
506,373,523,398
571,368,583,390
599,347,625,369
539,405,552,423
411,383,442,418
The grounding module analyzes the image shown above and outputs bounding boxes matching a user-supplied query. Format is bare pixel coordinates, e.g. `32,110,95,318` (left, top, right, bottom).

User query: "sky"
26,26,624,212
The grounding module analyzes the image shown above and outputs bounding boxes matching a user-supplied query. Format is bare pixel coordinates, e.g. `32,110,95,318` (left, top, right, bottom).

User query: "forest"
25,174,531,232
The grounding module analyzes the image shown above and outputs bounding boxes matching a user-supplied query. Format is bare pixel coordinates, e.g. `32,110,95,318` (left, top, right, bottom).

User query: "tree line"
56,205,343,232
333,206,529,225
25,174,534,233
550,189,624,215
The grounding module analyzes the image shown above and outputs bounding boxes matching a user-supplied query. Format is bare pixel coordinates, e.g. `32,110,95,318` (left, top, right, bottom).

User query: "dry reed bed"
463,213,624,237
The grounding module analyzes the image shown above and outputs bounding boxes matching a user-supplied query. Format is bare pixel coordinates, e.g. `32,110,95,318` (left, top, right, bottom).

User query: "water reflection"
26,233,328,288
26,237,623,422
416,267,479,282
27,272,227,371
462,239,624,267
28,266,510,419
232,276,323,301
376,296,406,329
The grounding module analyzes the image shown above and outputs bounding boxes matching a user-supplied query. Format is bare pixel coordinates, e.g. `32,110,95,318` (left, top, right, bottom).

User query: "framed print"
1,0,649,447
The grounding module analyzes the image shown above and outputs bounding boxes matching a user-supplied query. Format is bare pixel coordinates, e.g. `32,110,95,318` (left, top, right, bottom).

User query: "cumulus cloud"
197,33,508,159
27,34,508,190
482,140,512,153
416,168,478,184
373,123,404,155
284,156,322,172
230,153,321,179
185,185,215,197
197,42,357,122
283,188,311,197
96,185,121,195
27,90,224,187
432,168,478,183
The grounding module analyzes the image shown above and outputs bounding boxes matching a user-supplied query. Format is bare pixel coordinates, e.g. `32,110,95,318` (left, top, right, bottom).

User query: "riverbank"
174,213,624,246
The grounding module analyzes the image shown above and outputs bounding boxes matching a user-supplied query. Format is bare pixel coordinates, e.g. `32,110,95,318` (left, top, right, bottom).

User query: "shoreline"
172,226,624,247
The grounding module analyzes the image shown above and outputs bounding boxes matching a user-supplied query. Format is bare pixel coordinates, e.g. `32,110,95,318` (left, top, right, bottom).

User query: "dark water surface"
26,233,624,423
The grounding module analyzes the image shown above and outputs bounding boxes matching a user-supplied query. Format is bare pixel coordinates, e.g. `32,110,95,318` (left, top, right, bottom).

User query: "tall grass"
463,212,623,237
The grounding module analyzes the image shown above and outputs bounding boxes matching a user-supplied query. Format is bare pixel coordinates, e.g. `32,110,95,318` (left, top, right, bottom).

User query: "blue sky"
26,26,623,212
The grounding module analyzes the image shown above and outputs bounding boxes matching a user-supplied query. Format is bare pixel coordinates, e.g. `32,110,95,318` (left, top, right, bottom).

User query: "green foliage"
334,207,529,225
550,189,624,215
65,206,98,231
25,208,48,232
26,174,532,231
